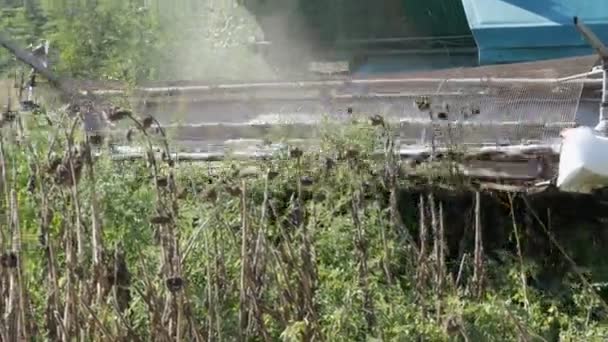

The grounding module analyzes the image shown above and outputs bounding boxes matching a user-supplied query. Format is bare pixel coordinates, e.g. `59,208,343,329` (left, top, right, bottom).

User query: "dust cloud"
157,0,322,82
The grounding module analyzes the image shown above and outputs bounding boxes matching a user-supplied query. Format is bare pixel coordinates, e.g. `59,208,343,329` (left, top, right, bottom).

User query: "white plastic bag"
557,126,608,193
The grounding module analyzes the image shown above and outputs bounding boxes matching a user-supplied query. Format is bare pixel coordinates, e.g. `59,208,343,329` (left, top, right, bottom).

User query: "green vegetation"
0,0,275,82
0,107,605,340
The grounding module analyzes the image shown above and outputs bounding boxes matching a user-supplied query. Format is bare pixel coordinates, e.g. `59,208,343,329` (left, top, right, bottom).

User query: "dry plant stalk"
428,193,441,289
351,188,375,335
428,192,446,321
239,180,250,341
115,111,188,340
438,202,446,284
416,193,429,316
295,156,319,341
84,133,105,306
247,171,272,341
5,187,23,340
507,193,529,311
473,191,485,297
381,120,419,259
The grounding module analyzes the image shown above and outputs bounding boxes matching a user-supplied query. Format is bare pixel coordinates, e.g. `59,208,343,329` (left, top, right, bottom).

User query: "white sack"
557,126,608,193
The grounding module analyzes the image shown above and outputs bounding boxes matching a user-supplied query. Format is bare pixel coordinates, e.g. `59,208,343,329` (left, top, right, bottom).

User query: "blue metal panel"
461,0,608,64
353,54,477,75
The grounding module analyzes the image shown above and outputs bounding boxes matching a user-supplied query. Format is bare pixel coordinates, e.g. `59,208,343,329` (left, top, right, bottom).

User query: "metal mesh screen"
388,79,586,147
138,55,596,153
346,55,597,147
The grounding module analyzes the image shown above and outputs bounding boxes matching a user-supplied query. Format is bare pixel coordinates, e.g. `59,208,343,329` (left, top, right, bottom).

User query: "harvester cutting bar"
128,77,600,97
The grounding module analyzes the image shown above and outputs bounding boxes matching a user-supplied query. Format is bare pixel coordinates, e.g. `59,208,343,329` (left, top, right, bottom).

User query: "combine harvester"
2,0,608,194
128,19,607,195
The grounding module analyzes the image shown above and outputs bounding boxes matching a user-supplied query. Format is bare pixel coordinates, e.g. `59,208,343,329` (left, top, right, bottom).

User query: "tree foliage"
46,1,163,83
0,0,276,82
0,0,164,82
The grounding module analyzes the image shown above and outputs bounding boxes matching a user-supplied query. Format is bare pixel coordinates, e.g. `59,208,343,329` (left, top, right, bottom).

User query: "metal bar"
574,17,608,58
106,143,560,161
129,77,600,96
342,47,478,56
597,59,608,132
573,17,608,133
151,120,577,130
135,92,593,104
0,32,68,94
335,35,475,45
555,69,603,83
99,122,572,154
